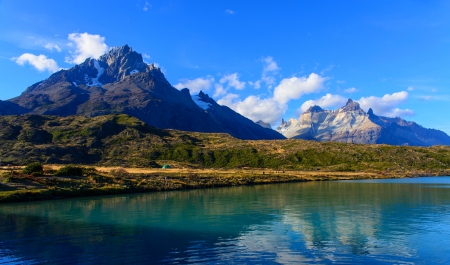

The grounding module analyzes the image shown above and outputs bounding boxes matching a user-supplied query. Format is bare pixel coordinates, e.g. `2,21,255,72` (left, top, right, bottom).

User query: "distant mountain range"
0,45,283,140
276,99,450,146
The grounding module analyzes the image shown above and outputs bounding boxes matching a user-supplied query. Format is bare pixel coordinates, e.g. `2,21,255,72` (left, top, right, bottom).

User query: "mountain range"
1,45,449,146
0,45,283,140
276,99,450,146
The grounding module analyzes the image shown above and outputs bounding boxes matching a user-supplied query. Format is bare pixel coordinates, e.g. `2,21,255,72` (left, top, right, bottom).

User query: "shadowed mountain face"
2,45,283,140
276,99,450,146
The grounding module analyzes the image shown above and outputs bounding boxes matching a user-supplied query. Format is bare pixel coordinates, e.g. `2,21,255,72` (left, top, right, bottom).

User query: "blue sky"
1,1,450,133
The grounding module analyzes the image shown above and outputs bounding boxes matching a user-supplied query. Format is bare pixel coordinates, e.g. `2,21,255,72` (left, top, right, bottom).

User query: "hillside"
1,114,450,173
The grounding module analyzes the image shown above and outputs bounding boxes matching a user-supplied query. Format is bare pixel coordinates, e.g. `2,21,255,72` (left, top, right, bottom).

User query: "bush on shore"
54,165,83,176
22,162,44,176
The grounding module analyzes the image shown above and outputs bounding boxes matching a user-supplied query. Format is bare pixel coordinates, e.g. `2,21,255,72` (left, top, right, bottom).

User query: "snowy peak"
192,91,213,110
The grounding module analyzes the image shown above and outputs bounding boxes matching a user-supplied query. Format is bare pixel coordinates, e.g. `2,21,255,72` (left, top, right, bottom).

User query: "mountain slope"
2,45,283,140
276,99,450,146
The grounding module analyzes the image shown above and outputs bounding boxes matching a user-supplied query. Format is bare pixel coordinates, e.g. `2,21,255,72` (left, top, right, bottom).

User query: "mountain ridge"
276,99,450,146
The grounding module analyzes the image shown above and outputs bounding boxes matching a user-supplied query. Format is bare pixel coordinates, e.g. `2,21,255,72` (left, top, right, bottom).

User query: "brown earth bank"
1,165,448,204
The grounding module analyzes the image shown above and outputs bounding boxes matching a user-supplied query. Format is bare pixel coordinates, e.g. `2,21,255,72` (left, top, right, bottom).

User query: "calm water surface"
1,177,450,264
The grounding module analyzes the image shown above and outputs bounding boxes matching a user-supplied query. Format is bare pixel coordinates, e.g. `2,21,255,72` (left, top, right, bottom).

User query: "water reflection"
1,178,450,264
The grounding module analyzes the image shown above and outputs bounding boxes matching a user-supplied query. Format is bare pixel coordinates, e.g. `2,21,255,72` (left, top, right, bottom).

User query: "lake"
1,177,450,264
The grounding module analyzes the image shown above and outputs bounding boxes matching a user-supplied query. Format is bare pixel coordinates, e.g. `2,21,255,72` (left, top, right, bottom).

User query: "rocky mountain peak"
197,91,215,105
305,105,324,113
95,45,149,83
340,98,363,112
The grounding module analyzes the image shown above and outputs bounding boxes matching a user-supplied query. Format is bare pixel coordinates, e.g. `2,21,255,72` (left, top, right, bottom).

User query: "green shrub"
22,162,44,176
54,165,83,176
2,175,12,183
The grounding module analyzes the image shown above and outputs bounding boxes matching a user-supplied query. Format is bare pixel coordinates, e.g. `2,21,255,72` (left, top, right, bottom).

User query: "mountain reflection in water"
1,177,450,264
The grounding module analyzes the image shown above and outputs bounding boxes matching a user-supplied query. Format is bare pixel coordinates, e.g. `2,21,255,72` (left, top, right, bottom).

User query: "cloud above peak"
220,73,246,90
65,33,108,64
358,91,413,117
174,76,215,94
218,94,285,125
218,73,326,124
13,53,60,72
273,73,325,104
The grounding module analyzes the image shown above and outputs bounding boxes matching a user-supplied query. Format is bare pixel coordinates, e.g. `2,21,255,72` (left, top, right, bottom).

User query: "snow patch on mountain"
130,69,139,75
192,94,211,110
87,59,104,86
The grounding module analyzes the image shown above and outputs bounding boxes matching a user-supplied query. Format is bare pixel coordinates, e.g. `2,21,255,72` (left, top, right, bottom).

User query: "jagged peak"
288,118,298,124
102,45,132,58
305,105,324,113
180,88,191,98
197,91,213,103
192,91,214,110
340,98,363,112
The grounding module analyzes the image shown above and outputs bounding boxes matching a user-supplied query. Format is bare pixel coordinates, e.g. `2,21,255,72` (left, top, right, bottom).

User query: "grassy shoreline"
1,166,448,204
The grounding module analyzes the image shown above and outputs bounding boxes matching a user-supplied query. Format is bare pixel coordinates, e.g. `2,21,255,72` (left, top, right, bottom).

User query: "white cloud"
225,9,235,14
65,33,108,64
298,93,347,114
261,56,280,88
13,53,60,72
336,80,346,84
174,76,215,94
388,108,414,117
44,43,61,52
213,84,227,97
248,80,261,89
142,53,151,59
407,86,414,91
358,91,414,117
217,72,326,124
218,94,286,124
273,73,325,104
220,73,246,90
344,87,358,93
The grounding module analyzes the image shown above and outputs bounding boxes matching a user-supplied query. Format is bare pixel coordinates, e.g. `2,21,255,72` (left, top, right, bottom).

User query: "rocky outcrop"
276,99,450,146
1,45,284,140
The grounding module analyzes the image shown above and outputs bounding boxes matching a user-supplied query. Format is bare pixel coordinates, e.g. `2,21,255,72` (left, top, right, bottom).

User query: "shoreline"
1,167,448,204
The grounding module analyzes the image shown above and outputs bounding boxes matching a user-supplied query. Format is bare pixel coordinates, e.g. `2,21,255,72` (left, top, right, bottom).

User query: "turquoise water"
1,177,450,264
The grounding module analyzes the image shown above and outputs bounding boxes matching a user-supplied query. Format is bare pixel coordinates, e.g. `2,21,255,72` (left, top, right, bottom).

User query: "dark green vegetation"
54,165,84,176
1,114,450,173
21,162,43,176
